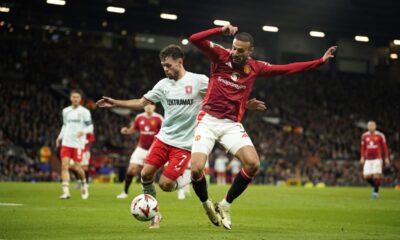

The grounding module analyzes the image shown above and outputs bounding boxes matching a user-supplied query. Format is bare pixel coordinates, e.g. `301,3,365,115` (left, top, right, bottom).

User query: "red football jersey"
360,131,389,160
190,28,324,122
133,113,163,150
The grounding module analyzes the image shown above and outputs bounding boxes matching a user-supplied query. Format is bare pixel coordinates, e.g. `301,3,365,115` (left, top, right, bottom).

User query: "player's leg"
158,147,191,192
60,146,72,199
217,123,259,230
71,149,88,199
81,150,90,184
118,147,146,199
371,159,383,198
60,156,72,199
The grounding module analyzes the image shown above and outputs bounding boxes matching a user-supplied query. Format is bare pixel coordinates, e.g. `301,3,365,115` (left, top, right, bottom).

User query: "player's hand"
385,158,390,166
322,46,337,63
246,98,267,111
222,24,238,36
359,157,365,165
77,131,85,138
96,96,116,108
120,127,130,135
55,138,61,148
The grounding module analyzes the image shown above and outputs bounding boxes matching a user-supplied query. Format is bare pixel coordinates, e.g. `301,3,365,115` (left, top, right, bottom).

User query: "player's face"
161,57,182,80
70,93,82,106
144,104,155,114
368,121,376,132
231,39,254,66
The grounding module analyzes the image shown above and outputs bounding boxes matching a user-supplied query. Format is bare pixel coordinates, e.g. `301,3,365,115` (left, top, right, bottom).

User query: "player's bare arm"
96,96,152,110
120,126,135,135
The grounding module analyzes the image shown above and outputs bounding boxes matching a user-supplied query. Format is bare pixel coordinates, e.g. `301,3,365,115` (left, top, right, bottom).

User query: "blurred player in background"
228,157,241,180
71,131,95,189
189,23,337,229
214,153,229,185
117,104,163,199
360,121,390,199
97,45,265,228
56,89,93,200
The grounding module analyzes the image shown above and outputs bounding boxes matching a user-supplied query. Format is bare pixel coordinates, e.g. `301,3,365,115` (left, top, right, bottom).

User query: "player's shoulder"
186,71,208,81
79,105,91,114
375,131,386,138
362,131,370,138
253,59,272,68
135,112,147,120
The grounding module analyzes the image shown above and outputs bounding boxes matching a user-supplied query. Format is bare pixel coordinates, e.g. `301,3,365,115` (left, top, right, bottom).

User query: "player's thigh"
144,139,169,168
61,157,71,168
141,139,169,179
162,148,191,181
130,147,148,166
127,163,143,175
219,122,255,156
372,159,383,175
235,146,260,170
191,121,218,156
191,152,208,174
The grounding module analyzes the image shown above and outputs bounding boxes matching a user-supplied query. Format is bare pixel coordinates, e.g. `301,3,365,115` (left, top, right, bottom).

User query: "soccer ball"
130,194,158,221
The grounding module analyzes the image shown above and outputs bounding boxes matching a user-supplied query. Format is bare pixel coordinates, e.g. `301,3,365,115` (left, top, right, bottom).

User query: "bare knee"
140,168,153,182
244,160,260,176
190,153,207,180
159,180,175,192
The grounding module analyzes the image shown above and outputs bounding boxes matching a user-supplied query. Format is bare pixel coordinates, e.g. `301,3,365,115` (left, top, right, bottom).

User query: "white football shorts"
191,111,254,155
363,159,383,176
129,146,149,165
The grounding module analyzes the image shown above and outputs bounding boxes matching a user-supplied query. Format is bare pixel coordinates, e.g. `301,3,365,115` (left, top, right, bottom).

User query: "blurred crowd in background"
1,31,399,186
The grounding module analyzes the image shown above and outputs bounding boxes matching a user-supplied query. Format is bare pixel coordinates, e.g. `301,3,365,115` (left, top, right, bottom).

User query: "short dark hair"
70,89,83,97
234,32,254,47
159,44,184,61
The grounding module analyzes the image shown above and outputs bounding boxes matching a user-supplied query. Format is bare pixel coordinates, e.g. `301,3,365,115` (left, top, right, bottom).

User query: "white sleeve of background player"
57,110,66,140
83,109,93,134
199,74,209,97
143,80,164,103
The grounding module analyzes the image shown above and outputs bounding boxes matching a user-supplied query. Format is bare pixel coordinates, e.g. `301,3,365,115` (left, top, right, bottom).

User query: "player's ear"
249,46,254,55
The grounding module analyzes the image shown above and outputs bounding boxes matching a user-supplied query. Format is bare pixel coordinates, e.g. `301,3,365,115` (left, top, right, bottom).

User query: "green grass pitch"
0,182,399,240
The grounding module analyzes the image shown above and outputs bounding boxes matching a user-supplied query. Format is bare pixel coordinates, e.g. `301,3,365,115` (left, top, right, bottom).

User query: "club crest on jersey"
185,86,192,94
230,72,240,82
243,65,251,74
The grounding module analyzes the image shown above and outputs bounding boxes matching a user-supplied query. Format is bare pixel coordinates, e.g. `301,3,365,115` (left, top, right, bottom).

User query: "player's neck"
71,104,80,109
145,112,154,117
175,69,187,81
369,130,375,134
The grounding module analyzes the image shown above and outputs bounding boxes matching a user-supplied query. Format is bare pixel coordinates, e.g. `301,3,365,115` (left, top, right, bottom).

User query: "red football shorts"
145,138,191,181
60,146,83,163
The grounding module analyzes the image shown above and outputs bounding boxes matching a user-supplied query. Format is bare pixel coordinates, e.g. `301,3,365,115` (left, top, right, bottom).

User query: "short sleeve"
144,80,164,103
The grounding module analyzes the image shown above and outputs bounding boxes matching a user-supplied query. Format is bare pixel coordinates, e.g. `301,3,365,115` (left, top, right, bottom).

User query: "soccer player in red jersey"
360,121,390,198
116,104,163,199
189,23,337,229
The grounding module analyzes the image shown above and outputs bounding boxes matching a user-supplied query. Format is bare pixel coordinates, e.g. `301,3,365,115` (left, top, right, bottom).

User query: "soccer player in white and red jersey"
360,121,390,198
116,104,163,199
97,45,265,228
56,89,93,200
189,24,337,229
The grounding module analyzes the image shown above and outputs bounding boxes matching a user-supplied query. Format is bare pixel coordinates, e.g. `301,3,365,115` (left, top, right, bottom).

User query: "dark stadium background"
1,0,399,186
